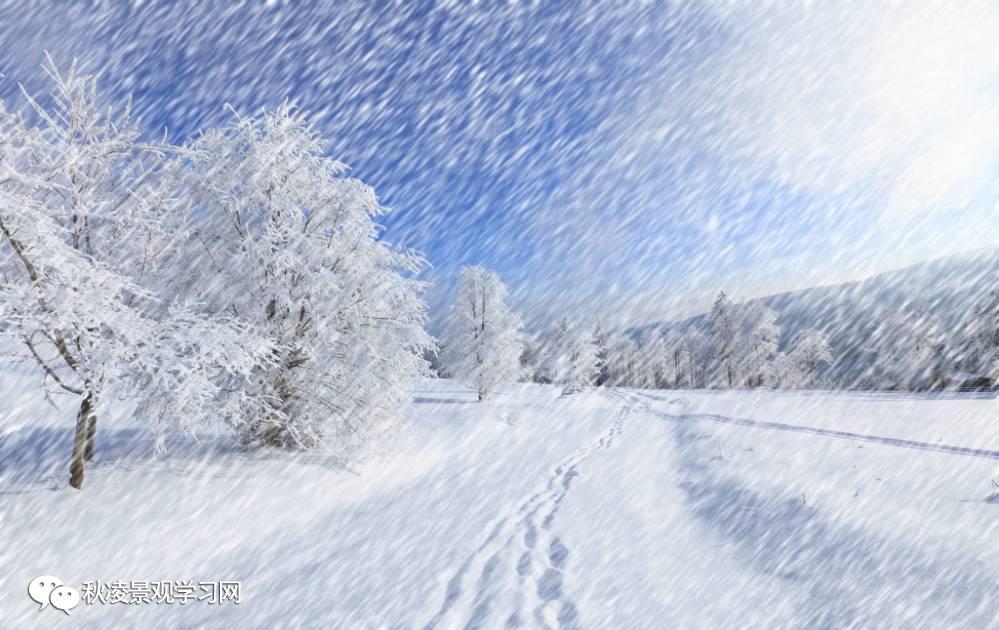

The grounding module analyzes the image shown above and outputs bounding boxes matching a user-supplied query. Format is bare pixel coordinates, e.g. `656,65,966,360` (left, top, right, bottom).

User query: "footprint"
537,568,563,601
559,601,580,628
562,467,578,490
548,538,569,568
516,551,533,577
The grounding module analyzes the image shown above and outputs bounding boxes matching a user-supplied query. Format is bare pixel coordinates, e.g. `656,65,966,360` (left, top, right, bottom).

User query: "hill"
630,247,999,384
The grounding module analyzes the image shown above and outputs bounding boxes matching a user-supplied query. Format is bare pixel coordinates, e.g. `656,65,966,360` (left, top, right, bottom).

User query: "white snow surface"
2,375,997,628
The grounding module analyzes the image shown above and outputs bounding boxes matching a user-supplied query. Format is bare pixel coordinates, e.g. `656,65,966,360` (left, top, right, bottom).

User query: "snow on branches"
539,317,601,395
0,56,264,488
439,265,524,401
179,104,433,453
1,57,432,486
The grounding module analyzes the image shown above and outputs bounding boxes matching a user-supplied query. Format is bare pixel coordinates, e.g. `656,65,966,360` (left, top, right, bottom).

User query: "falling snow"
1,2,997,628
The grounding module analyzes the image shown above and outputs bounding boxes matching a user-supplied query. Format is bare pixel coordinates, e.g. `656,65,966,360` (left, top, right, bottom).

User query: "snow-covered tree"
704,295,783,389
959,288,999,381
869,307,945,390
0,58,262,488
422,345,443,378
604,334,639,387
519,333,544,382
536,317,570,385
683,327,710,389
734,302,781,388
708,291,738,388
562,323,602,394
663,329,686,388
541,317,600,394
786,328,834,388
180,105,432,453
637,329,670,389
440,266,524,401
593,320,610,386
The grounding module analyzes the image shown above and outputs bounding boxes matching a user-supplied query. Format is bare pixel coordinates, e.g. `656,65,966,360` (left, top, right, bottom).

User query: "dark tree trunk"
84,411,97,461
69,392,93,489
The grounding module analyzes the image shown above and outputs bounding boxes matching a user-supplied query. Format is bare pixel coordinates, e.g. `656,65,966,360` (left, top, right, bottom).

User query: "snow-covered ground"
2,377,997,628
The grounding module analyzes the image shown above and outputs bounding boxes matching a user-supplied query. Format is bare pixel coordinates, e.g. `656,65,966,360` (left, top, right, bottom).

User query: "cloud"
532,1,999,327
639,2,999,219
2,3,993,330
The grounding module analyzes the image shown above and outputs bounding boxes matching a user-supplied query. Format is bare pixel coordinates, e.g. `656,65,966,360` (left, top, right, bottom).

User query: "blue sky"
1,2,996,330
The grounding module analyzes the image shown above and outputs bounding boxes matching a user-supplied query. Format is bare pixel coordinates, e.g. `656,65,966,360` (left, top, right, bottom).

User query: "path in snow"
627,390,999,460
424,403,628,630
619,389,998,628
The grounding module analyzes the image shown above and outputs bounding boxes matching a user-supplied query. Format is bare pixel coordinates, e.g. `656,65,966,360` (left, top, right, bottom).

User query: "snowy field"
2,3,998,629
2,377,997,628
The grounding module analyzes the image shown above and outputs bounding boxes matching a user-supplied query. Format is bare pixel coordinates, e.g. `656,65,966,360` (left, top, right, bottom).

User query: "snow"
653,388,999,450
3,377,997,627
1,5,997,627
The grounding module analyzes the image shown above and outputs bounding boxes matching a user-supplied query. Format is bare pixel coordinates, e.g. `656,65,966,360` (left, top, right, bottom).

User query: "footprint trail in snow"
425,403,628,629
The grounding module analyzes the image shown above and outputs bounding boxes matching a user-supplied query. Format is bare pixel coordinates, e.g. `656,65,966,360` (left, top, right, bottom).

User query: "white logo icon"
50,585,81,614
28,576,80,615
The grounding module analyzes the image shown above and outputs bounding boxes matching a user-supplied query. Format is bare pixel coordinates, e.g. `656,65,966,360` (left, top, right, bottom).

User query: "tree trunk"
69,392,93,489
84,411,97,461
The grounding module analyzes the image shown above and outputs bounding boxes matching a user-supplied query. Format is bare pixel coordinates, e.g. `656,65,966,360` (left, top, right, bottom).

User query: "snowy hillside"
3,378,997,628
632,247,999,386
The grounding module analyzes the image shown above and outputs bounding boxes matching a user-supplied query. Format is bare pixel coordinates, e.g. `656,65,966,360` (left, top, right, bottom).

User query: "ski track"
619,390,999,461
425,402,628,630
609,388,998,628
661,395,999,628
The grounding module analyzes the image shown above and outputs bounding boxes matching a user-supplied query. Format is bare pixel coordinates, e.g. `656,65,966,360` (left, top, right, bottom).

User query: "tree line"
439,280,999,397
